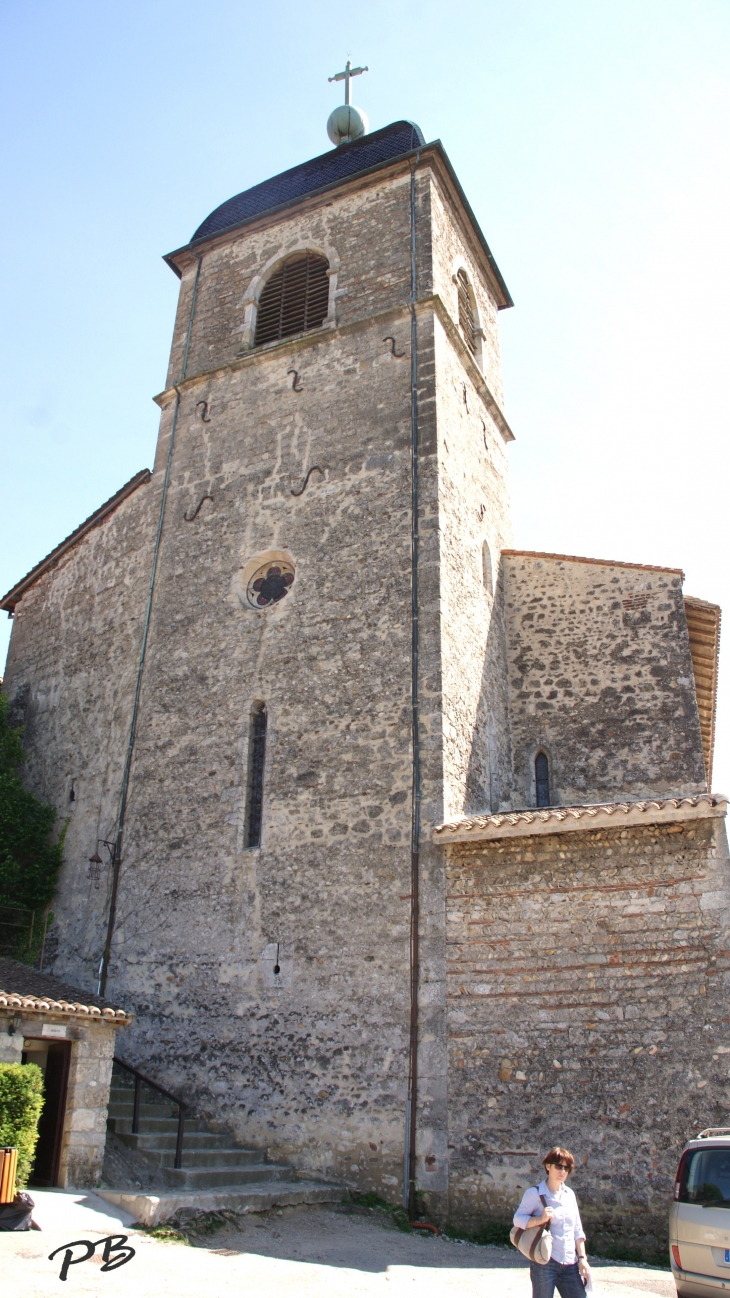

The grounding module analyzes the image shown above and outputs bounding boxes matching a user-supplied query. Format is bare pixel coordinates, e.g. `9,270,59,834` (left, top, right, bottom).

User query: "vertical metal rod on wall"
405,152,422,1218
99,255,202,996
132,1074,141,1134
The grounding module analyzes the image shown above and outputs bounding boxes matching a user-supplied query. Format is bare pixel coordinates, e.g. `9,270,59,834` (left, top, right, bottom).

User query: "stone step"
114,1134,265,1170
113,1129,255,1157
156,1148,265,1170
106,1111,215,1131
154,1162,292,1190
97,1181,343,1228
107,1100,183,1121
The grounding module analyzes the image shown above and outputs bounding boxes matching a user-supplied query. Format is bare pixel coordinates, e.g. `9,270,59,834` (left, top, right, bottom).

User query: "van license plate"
725,1250,730,1263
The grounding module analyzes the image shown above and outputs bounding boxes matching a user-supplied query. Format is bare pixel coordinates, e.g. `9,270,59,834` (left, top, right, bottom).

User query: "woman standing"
513,1146,591,1297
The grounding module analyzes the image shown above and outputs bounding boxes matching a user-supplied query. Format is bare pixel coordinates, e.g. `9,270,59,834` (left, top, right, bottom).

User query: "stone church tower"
1,110,727,1253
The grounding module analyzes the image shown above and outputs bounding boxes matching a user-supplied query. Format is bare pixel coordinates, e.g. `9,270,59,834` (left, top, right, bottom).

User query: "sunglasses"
549,1162,571,1172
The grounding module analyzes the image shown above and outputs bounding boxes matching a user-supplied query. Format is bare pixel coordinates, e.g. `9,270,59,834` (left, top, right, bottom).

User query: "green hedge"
0,691,65,921
0,1062,44,1187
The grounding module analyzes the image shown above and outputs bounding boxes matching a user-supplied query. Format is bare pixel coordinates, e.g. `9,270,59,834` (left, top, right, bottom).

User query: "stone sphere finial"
327,104,369,146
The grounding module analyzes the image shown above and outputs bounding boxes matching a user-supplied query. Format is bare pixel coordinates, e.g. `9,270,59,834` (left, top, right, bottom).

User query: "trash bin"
0,1192,35,1231
0,1147,18,1203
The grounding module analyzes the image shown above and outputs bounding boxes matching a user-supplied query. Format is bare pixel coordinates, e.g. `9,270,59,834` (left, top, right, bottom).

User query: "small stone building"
0,114,726,1252
0,959,130,1188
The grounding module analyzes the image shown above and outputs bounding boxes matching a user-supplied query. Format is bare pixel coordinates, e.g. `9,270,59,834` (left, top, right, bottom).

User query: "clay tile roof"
0,958,130,1022
684,596,722,788
433,793,728,844
0,469,151,614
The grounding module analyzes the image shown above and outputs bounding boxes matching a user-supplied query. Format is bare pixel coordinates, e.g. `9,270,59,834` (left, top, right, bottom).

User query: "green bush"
0,1062,44,1187
0,692,65,921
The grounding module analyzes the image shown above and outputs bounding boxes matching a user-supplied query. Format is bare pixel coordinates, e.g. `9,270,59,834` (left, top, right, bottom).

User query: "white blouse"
513,1179,586,1266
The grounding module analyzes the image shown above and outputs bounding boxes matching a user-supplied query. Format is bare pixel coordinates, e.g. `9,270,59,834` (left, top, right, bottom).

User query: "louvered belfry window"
255,253,330,346
457,269,476,354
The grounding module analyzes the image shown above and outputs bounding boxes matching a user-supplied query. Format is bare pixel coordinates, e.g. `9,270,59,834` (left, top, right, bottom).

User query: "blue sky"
1,0,728,791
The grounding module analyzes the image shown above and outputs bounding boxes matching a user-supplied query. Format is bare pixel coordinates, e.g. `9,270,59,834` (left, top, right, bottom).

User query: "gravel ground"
2,1202,676,1297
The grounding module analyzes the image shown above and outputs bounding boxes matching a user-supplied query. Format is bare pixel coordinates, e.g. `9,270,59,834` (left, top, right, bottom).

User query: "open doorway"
21,1039,71,1186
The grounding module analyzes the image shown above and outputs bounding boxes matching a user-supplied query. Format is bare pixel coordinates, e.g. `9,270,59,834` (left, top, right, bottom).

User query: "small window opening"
457,269,476,354
255,253,330,346
246,702,267,848
482,541,493,595
535,752,550,807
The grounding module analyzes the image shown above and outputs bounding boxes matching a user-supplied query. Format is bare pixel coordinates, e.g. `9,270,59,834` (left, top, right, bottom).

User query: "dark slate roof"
0,469,151,614
0,958,129,1017
192,120,426,244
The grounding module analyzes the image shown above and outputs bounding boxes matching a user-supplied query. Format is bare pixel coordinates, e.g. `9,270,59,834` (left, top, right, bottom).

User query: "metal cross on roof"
328,59,368,106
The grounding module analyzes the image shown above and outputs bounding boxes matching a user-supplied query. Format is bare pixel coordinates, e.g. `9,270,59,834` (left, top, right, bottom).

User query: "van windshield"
681,1148,730,1207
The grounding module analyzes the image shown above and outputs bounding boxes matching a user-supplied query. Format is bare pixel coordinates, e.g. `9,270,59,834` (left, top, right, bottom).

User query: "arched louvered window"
457,269,476,355
255,253,330,346
535,752,550,808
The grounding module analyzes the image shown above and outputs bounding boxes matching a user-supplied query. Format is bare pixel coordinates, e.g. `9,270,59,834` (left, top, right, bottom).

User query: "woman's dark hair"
543,1146,575,1173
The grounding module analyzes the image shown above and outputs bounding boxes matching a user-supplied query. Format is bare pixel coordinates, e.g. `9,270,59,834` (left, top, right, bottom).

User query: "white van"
670,1129,730,1294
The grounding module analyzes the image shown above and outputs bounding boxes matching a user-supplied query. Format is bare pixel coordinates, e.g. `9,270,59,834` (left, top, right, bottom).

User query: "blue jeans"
529,1258,585,1298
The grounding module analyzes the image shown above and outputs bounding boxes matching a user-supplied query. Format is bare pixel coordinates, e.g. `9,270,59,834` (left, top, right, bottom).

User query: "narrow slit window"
255,253,330,346
457,269,476,354
246,702,267,848
482,540,493,596
535,752,550,807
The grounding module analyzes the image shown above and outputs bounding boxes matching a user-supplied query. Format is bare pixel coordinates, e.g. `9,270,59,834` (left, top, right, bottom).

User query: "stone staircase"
98,1065,341,1226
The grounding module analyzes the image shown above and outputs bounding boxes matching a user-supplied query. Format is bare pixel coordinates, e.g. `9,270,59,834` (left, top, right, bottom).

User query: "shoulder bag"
509,1189,553,1265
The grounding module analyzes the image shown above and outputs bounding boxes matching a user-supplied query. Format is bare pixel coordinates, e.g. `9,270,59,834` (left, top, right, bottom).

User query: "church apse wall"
502,552,707,808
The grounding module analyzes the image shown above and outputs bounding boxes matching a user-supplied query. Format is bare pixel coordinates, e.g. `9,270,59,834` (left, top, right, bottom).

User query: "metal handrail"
113,1056,188,1170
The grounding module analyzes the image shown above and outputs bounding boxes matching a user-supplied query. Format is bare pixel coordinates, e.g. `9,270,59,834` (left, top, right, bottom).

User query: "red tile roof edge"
501,549,683,577
0,469,152,614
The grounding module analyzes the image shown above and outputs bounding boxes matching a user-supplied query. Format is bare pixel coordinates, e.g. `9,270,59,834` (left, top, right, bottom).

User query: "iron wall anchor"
291,466,324,497
184,494,213,522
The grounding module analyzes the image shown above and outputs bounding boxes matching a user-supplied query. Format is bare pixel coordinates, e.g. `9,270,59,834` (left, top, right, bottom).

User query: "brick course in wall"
445,812,730,1254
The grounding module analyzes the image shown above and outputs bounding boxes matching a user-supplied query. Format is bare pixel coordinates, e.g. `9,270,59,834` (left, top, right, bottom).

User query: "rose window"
246,560,295,608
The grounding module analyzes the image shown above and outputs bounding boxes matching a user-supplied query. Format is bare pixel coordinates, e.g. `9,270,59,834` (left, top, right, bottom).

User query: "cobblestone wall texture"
446,815,730,1254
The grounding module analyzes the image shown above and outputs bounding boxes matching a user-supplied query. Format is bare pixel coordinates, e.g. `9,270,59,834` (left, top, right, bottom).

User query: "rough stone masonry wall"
445,814,730,1254
56,1022,117,1188
435,315,513,822
2,486,156,984
429,173,505,409
97,167,450,1199
0,152,515,1205
503,554,707,808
